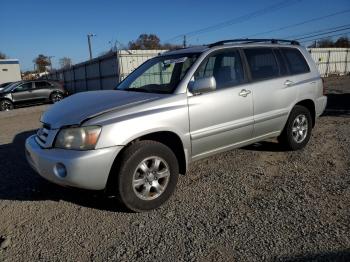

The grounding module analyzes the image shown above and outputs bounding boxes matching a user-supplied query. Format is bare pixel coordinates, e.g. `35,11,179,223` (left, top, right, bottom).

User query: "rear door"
242,47,297,138
188,48,254,159
33,81,53,100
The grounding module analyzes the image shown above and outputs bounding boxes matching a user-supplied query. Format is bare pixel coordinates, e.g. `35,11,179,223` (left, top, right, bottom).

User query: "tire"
278,105,312,150
0,100,14,111
112,140,179,212
50,92,64,103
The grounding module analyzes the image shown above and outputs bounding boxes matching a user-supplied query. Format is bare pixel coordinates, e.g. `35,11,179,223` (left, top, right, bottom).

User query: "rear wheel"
50,92,63,103
278,105,312,150
112,140,179,212
0,100,14,111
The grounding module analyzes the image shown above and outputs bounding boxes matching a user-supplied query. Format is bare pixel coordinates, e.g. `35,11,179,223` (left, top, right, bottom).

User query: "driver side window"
15,83,32,92
194,50,245,89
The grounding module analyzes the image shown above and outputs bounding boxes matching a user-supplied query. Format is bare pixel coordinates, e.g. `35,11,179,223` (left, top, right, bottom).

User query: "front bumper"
315,96,327,117
25,135,123,190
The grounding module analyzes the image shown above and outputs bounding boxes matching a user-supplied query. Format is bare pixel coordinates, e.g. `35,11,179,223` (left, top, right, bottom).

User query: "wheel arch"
294,99,316,127
0,97,14,109
50,89,64,97
105,131,188,194
0,97,13,103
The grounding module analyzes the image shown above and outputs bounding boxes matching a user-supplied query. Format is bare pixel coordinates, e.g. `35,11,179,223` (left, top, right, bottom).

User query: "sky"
1,0,349,71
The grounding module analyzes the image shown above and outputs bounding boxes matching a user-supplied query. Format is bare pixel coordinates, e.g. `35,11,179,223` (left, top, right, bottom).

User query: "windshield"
0,82,11,88
116,53,199,94
3,81,21,92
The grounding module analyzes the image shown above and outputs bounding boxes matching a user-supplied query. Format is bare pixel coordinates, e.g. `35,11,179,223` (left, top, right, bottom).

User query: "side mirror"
189,76,216,94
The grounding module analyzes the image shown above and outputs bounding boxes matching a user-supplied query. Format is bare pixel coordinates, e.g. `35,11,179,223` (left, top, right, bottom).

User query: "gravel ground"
0,86,349,261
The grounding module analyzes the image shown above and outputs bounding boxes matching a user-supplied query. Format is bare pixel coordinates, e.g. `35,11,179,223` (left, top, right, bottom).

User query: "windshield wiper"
123,88,150,93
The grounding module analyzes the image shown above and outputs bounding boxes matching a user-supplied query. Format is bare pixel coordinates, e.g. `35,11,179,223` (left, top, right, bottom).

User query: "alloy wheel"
52,93,63,103
0,101,13,111
292,114,308,143
132,156,171,201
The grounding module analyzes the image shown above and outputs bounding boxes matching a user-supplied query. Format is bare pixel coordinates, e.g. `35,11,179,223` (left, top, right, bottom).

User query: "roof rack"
208,39,300,48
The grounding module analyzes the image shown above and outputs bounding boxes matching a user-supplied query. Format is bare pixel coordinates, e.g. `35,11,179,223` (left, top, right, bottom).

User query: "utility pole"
87,33,96,60
48,56,55,71
108,41,113,51
183,35,187,48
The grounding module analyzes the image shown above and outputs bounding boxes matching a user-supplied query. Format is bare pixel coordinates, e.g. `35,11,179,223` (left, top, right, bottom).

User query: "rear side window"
35,81,51,88
244,48,279,80
281,48,310,74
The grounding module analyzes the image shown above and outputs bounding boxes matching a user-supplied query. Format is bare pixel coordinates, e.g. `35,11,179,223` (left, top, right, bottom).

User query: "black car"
0,80,67,111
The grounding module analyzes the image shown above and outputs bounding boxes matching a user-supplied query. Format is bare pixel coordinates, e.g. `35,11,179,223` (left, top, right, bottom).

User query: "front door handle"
284,80,294,87
239,89,251,97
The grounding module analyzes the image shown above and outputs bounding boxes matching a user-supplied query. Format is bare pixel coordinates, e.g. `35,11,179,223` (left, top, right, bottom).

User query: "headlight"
55,126,102,150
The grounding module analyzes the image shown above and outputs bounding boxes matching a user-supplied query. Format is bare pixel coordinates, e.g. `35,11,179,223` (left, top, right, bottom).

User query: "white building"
0,59,22,84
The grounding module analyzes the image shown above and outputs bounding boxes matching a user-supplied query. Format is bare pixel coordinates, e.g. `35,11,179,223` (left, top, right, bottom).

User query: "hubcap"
132,156,170,201
1,101,12,111
292,114,308,143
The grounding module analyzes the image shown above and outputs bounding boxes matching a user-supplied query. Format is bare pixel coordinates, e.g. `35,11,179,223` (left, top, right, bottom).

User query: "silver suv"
25,39,327,212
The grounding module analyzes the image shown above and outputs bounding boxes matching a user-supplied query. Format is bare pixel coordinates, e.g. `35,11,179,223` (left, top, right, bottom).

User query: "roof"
162,46,208,56
161,39,301,56
0,59,19,65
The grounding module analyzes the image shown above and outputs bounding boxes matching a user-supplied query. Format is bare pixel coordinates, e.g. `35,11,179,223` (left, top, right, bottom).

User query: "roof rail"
208,39,300,48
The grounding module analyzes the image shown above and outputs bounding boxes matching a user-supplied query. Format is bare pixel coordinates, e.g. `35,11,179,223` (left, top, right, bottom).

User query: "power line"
165,0,303,42
295,26,350,41
284,24,350,39
245,9,350,38
300,31,350,44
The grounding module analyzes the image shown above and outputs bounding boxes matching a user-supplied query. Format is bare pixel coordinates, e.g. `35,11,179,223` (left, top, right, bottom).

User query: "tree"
128,34,162,50
317,38,334,48
59,57,72,69
33,54,51,72
128,34,183,50
162,43,183,50
0,52,6,59
335,37,350,48
309,37,350,48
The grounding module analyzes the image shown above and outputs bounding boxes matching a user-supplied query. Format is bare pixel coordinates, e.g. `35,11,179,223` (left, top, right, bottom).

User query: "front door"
188,49,254,160
11,82,36,104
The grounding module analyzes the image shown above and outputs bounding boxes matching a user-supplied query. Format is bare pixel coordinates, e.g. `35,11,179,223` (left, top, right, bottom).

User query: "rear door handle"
239,89,251,97
284,80,294,87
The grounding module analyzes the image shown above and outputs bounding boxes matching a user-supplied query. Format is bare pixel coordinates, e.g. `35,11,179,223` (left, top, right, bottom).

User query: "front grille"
35,123,58,148
37,127,49,144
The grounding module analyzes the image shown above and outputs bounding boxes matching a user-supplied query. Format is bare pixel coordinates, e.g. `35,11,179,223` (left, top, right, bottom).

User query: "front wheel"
0,100,14,111
50,92,64,103
112,140,179,212
278,105,312,150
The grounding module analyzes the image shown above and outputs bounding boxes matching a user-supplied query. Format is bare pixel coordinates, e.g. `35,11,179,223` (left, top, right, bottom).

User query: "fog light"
53,163,67,178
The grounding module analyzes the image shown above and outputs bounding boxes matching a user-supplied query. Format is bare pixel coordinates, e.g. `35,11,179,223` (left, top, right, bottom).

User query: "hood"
0,89,10,96
41,90,163,129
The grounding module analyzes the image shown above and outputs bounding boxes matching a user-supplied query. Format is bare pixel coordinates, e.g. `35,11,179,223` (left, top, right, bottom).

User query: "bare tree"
162,43,183,50
59,57,72,69
335,37,350,48
0,52,7,59
317,38,335,48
